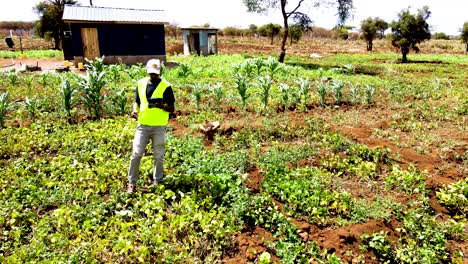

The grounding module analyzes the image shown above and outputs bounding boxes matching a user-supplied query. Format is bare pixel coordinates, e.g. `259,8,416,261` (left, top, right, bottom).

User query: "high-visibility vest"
137,77,171,126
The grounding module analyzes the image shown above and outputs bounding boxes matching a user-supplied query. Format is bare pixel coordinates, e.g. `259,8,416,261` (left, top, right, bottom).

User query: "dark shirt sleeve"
163,87,175,106
135,88,140,106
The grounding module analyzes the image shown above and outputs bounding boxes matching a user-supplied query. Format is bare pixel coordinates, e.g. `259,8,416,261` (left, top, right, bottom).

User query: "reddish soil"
308,218,401,263
223,226,279,264
244,166,263,193
168,118,190,138
336,124,466,190
211,108,464,262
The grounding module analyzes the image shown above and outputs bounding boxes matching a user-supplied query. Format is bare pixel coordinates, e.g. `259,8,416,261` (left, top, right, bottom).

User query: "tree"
0,22,34,31
361,17,386,51
390,6,431,63
223,26,243,37
165,23,180,39
333,25,353,40
244,0,353,62
289,24,303,44
374,18,388,39
258,23,282,44
34,0,77,50
461,22,468,52
249,24,258,36
433,32,450,40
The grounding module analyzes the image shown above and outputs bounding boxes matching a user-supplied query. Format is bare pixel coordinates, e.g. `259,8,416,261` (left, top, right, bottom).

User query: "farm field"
0,44,467,262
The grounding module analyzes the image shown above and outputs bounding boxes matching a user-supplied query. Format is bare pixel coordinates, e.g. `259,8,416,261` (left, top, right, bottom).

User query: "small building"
182,27,218,56
62,5,168,65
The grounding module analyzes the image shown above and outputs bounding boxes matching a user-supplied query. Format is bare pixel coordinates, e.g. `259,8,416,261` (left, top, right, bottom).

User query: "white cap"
146,59,161,74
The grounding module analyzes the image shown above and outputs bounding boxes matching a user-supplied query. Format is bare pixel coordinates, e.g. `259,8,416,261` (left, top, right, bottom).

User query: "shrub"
384,165,426,194
437,178,467,218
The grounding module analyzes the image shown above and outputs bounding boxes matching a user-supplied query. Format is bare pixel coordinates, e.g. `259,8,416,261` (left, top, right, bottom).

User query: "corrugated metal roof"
181,27,219,31
63,5,167,24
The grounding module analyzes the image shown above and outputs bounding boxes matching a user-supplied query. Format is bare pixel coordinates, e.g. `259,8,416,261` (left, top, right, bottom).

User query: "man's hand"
153,102,165,109
131,111,138,119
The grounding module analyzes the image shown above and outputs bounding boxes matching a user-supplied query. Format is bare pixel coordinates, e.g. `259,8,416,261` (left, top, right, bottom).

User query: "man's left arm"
161,87,175,113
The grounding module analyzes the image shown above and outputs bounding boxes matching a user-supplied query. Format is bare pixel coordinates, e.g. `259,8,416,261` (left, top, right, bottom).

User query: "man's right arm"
132,88,140,118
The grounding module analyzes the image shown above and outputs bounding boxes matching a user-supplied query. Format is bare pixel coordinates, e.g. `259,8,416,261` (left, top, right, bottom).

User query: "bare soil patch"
244,166,263,193
223,226,279,264
0,58,65,73
308,218,401,263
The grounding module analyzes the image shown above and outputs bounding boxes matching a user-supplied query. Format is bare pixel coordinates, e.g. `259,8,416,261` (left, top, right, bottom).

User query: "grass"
0,49,63,59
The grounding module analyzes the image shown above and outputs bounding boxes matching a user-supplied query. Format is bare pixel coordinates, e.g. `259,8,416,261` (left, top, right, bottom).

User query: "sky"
0,0,467,35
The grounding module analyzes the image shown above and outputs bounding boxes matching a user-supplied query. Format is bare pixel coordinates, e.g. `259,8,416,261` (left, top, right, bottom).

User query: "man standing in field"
126,59,175,193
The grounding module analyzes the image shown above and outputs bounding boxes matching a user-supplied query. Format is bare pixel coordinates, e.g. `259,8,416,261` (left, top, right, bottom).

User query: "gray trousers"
128,124,166,185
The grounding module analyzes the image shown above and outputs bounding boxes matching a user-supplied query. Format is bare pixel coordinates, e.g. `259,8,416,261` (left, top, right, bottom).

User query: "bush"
433,32,450,40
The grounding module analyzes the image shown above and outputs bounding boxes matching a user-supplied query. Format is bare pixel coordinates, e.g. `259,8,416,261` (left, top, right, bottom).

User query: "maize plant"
160,61,166,77
39,73,49,88
190,83,205,110
177,63,192,79
297,78,311,109
108,64,124,88
332,80,344,105
79,57,107,120
24,75,34,94
0,92,13,128
257,75,272,112
365,84,376,105
251,58,264,76
234,73,250,110
232,64,241,75
316,80,328,107
211,82,225,111
342,64,355,74
23,96,39,120
59,75,76,123
349,83,360,105
109,88,128,116
127,63,146,80
266,56,281,80
8,69,18,86
289,86,302,108
279,83,290,111
240,60,255,78
0,72,5,86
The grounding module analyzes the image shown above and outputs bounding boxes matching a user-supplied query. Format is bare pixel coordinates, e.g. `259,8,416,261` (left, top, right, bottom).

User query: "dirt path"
0,58,65,73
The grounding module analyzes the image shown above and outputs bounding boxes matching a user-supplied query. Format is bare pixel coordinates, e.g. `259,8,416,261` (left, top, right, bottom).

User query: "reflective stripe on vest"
137,77,171,126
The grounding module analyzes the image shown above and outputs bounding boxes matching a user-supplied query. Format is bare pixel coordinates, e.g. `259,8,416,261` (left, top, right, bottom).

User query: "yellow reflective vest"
137,77,171,126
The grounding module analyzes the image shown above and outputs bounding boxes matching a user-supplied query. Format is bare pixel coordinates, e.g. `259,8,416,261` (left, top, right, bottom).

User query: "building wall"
199,31,209,55
183,31,190,55
182,29,218,56
70,23,165,59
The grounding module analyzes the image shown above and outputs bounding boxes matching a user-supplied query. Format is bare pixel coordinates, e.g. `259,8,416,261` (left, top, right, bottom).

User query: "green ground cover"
0,53,466,263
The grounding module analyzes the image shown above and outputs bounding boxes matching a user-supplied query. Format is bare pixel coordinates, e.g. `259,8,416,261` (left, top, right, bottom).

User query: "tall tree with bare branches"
243,0,353,62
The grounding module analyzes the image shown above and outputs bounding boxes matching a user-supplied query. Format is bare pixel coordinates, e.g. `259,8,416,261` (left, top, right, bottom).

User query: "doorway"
81,28,100,60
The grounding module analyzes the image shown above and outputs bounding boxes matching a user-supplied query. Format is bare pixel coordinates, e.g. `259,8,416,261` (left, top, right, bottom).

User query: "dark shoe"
126,184,136,193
